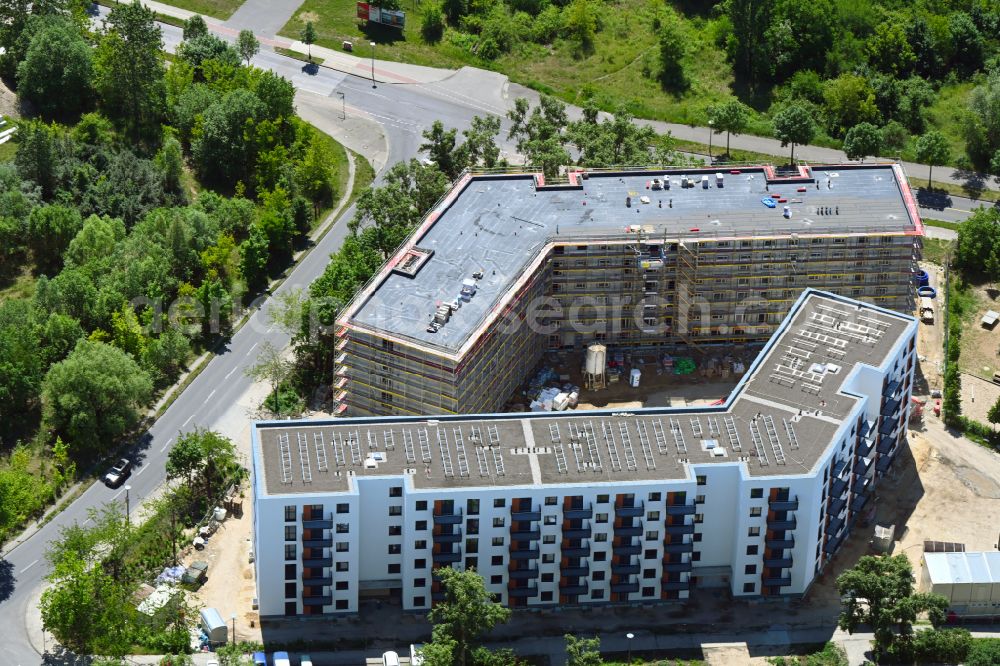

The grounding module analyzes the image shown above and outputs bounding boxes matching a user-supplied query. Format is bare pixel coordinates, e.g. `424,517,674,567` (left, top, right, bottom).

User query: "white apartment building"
251,289,918,617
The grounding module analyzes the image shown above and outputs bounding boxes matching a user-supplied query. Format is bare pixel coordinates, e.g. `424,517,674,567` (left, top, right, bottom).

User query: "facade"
335,164,923,417
252,290,919,617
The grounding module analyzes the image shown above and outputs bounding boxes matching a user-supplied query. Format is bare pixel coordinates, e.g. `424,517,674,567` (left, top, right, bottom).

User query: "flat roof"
924,552,1000,585
255,290,916,496
342,164,921,355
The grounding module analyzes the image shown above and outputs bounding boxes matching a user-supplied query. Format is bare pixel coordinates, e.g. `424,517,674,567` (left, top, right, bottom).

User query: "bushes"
911,628,971,664
421,3,446,43
967,638,1000,666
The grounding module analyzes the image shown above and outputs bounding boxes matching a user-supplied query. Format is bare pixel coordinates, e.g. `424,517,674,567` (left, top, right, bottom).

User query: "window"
284,505,295,522
597,494,609,504
545,496,557,505
467,499,480,515
750,488,763,499
389,486,402,497
591,589,605,600
648,492,661,502
544,515,557,525
642,586,655,597
285,601,297,616
494,498,506,508
414,559,426,569
647,511,660,521
491,556,504,566
413,596,425,606
466,538,479,553
336,581,349,590
389,526,402,536
695,494,705,504
416,500,427,511
644,549,657,560
541,572,554,583
746,545,759,556
388,544,401,555
492,537,504,546
594,551,606,562
596,513,608,523
414,578,426,588
415,520,427,531
542,553,555,564
336,562,349,572
748,526,760,537
541,591,554,602
284,545,296,561
592,571,605,581
643,568,655,579
337,503,349,514
692,552,701,562
750,507,762,518
284,526,296,541
645,530,659,541
694,513,704,524
693,533,703,542
491,575,502,584
696,475,706,485
389,506,402,516
595,533,608,543
743,583,756,594
467,519,479,534
388,563,401,574
465,557,478,569
745,564,757,575
336,523,349,533
493,517,505,528
336,542,349,552
543,535,556,544
336,600,348,610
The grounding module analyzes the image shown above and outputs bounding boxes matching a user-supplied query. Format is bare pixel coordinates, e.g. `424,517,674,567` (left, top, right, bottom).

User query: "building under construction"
335,164,923,417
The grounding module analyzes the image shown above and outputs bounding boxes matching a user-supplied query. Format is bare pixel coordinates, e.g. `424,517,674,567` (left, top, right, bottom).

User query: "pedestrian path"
225,0,304,38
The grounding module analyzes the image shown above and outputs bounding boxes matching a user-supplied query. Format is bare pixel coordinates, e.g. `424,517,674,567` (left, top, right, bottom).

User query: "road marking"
135,465,147,477
207,389,216,400
947,208,972,214
224,367,237,380
266,326,274,334
113,489,125,500
160,437,174,453
182,415,193,428
19,559,38,574
247,342,259,355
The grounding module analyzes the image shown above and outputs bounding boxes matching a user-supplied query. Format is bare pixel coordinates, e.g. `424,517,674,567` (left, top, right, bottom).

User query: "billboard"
357,2,405,29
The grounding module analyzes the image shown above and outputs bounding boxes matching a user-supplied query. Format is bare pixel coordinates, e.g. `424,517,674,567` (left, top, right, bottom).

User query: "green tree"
182,14,208,41
41,339,153,454
568,103,659,168
27,204,83,275
191,88,265,189
421,3,445,44
165,428,240,500
725,0,773,92
507,96,570,179
156,131,186,198
658,10,687,92
296,133,336,215
14,120,61,200
823,74,878,137
443,0,466,23
866,21,915,77
837,554,949,659
707,99,750,156
947,12,983,76
914,130,951,188
962,71,1000,172
421,120,461,179
954,208,1000,278
16,15,92,119
772,103,815,164
244,341,292,416
93,0,165,142
565,634,602,666
564,0,596,53
428,568,511,666
967,638,1000,666
300,21,316,61
911,628,971,664
236,29,259,66
842,122,881,162
240,223,270,291
459,115,502,170
766,0,834,80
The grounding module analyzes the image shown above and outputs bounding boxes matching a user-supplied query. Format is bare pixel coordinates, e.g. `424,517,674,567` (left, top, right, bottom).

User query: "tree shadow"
0,558,14,603
949,167,987,200
40,645,91,665
360,21,406,46
915,187,952,211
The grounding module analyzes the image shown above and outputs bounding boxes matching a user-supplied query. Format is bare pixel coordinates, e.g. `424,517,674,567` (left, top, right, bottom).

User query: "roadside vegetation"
285,0,1000,175
0,2,342,546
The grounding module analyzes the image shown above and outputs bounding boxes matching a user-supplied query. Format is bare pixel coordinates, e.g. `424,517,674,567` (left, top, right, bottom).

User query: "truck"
919,297,934,324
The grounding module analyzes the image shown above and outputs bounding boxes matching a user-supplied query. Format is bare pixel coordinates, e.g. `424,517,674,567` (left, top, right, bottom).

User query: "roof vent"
392,246,435,278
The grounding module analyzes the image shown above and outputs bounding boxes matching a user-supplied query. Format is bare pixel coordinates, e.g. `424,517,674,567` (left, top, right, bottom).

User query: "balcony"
830,478,848,498
611,563,640,575
881,398,901,418
765,537,795,550
876,453,894,473
884,379,901,399
433,551,461,564
614,525,642,537
509,567,539,580
559,583,589,596
824,532,846,555
510,548,540,560
510,529,541,542
827,515,844,536
763,576,792,587
302,577,332,586
301,595,332,606
301,518,332,530
433,513,463,525
302,556,332,567
562,543,591,558
303,538,333,548
665,504,697,516
768,497,799,511
877,434,896,454
564,506,593,520
850,492,871,513
434,532,462,543
616,504,644,518
611,582,640,593
764,557,793,569
508,586,539,598
561,564,590,577
853,457,872,477
511,509,541,522
663,542,694,554
767,517,797,531
856,437,874,458
665,523,695,535
663,560,692,572
562,525,592,539
828,496,847,516
613,543,642,555
661,580,689,591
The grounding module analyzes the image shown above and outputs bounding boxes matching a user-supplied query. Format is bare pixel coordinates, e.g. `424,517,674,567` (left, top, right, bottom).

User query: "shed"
982,310,1000,329
199,607,228,644
920,552,1000,617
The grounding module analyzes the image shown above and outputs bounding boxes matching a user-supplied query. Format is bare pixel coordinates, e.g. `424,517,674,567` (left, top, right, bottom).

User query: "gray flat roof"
343,165,920,355
255,291,915,495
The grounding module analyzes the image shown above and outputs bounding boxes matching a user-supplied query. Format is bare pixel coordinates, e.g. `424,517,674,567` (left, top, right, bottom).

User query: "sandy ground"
959,372,1000,424
957,281,1000,380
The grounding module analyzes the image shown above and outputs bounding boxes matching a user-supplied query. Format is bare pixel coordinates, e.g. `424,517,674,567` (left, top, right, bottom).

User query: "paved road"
225,0,303,37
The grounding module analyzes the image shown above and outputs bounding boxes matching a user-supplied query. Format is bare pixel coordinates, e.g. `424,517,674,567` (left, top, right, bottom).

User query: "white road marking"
135,465,148,477
19,559,38,574
113,489,124,500
224,367,237,380
182,415,194,428
247,342,259,355
207,389,216,400
160,437,174,453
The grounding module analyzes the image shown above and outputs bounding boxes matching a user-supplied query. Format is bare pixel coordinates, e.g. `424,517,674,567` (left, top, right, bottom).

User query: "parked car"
103,458,132,487
300,656,313,666
252,652,267,666
273,652,291,666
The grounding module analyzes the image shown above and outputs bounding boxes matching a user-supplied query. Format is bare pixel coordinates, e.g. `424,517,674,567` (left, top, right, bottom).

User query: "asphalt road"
0,10,512,665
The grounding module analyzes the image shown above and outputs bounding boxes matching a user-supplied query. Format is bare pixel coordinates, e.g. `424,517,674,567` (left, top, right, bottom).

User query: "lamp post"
231,612,237,644
371,42,377,88
708,120,714,163
124,485,132,527
626,632,634,664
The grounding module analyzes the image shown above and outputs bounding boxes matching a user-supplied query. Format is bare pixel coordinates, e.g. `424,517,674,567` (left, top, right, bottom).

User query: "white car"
300,656,313,666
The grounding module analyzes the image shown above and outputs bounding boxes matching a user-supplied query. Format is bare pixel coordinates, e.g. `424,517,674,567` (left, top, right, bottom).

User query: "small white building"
921,551,1000,618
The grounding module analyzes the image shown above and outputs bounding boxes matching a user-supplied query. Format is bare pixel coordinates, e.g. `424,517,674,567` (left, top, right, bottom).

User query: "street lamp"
231,612,237,644
626,632,635,664
708,120,714,163
124,485,132,527
371,42,377,89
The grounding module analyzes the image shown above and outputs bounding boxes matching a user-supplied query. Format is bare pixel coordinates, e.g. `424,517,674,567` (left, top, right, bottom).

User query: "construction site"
335,164,923,418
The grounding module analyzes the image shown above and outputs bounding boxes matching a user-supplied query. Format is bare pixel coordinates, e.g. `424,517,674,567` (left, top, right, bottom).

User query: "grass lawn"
922,237,953,266
308,123,362,230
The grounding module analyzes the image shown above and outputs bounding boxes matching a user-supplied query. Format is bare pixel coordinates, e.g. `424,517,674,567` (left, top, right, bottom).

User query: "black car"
104,458,132,487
